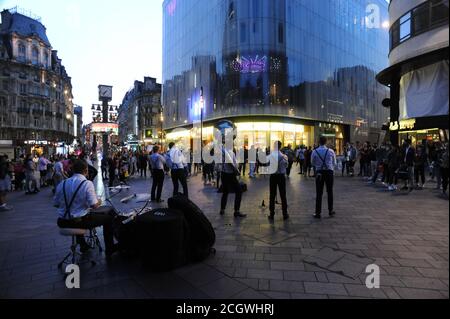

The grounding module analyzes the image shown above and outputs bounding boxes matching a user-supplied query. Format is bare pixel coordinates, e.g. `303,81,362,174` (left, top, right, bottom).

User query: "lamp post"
200,86,204,161
160,111,164,146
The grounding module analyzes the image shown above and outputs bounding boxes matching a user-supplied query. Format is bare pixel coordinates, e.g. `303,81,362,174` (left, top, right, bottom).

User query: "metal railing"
7,6,42,22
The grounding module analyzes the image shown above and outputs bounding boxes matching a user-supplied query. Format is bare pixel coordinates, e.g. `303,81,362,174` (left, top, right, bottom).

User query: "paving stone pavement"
0,169,448,299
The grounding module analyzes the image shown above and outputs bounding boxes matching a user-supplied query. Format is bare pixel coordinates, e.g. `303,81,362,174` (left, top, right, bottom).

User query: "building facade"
73,105,83,139
0,7,75,157
377,0,449,146
162,0,390,154
118,77,162,149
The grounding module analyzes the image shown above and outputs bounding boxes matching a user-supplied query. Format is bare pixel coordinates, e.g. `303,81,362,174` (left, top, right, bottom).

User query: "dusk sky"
0,0,163,124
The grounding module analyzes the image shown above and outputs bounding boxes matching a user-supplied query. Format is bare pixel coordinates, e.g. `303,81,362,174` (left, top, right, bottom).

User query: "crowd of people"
340,140,449,194
0,136,448,214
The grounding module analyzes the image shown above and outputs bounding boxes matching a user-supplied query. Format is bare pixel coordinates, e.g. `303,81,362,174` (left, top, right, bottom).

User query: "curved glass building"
162,0,390,153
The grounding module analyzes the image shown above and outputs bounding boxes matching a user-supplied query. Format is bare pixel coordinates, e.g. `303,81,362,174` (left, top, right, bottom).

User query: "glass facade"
163,0,390,146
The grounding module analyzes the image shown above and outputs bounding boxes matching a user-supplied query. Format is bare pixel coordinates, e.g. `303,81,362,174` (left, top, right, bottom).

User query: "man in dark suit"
402,139,415,192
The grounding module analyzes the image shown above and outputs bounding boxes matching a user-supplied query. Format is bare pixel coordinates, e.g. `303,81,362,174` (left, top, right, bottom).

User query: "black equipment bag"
239,182,248,193
168,195,216,262
136,208,190,271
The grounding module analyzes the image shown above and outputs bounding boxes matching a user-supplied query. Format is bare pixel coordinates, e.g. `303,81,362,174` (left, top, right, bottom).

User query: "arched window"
32,47,39,65
18,43,26,61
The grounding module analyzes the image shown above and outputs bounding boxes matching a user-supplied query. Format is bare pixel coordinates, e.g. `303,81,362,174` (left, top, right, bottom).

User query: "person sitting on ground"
54,159,119,257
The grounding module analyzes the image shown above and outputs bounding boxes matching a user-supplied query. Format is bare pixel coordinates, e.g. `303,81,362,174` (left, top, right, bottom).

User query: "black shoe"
313,213,321,219
234,212,247,218
329,211,336,218
283,214,290,220
220,210,225,216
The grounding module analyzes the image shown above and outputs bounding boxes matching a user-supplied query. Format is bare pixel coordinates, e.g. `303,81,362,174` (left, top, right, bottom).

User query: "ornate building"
118,77,162,148
0,7,75,157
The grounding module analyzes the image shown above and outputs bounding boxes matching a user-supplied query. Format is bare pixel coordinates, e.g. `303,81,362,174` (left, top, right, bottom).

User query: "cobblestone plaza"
0,172,448,299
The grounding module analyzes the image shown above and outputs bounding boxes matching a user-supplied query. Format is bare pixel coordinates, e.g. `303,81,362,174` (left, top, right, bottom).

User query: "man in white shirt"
54,160,118,256
168,142,188,197
268,141,289,221
38,155,50,187
311,136,337,219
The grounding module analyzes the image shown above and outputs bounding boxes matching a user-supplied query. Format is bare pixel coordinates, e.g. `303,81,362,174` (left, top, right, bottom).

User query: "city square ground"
0,169,448,299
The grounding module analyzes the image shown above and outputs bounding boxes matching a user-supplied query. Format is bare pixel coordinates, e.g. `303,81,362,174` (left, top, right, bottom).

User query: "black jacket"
402,146,415,167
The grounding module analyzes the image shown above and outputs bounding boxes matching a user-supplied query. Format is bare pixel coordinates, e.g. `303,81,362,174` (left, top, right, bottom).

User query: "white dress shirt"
54,174,98,219
311,146,337,172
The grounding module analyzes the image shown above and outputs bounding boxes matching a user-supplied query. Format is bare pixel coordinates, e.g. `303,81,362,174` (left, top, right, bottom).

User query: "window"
18,43,26,61
228,2,235,20
412,4,430,34
32,47,39,65
2,80,8,91
431,0,449,26
278,23,284,44
44,52,49,68
19,84,27,95
399,13,411,41
390,0,449,51
240,23,247,43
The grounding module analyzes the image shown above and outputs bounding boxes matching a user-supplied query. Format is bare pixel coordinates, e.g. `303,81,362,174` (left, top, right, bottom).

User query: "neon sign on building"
231,55,267,73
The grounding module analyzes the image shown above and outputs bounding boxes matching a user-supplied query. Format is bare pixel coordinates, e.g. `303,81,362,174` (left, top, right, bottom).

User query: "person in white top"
38,155,50,187
54,159,118,256
311,136,337,219
168,142,188,197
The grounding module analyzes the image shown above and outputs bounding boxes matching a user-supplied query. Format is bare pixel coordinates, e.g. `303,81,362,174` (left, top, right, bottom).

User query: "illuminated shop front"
166,118,352,155
389,118,449,147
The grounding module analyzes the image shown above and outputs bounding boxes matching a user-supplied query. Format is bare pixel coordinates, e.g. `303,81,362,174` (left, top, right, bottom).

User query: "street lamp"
200,86,204,160
160,111,164,145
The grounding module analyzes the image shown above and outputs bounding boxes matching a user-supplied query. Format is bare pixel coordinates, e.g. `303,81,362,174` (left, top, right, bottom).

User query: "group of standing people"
343,139,449,195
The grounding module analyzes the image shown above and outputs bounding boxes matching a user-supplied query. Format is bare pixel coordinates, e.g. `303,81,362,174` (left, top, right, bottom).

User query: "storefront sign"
389,119,416,131
91,123,119,134
399,119,416,130
328,114,344,124
24,140,48,145
389,121,399,131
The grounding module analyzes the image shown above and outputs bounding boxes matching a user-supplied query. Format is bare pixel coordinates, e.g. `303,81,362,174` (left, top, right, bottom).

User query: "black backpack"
168,195,216,262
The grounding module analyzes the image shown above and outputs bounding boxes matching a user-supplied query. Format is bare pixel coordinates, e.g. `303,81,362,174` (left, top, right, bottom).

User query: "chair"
57,228,102,269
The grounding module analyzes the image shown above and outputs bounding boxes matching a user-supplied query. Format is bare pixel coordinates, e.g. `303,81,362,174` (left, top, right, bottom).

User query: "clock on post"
98,85,113,102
